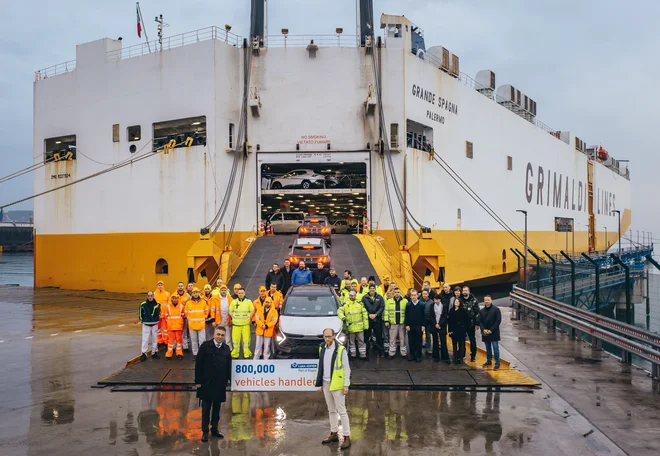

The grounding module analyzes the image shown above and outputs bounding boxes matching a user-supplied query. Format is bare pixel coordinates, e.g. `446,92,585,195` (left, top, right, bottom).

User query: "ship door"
257,152,370,233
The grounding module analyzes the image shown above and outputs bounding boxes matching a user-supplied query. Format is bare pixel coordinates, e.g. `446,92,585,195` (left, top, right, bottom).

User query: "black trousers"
451,336,466,361
408,325,423,360
430,327,449,361
367,320,384,353
466,326,477,358
201,399,222,432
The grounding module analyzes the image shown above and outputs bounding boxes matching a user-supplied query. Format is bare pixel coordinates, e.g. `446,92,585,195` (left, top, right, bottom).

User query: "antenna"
154,14,170,51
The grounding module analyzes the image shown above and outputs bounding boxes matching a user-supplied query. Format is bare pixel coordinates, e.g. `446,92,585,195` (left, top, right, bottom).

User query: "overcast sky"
1,0,658,244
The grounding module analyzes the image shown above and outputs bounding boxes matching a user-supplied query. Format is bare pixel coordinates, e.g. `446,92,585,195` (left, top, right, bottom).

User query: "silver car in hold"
274,285,345,356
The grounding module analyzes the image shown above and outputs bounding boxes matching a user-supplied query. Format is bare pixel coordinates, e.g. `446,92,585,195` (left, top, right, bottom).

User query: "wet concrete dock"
1,286,659,455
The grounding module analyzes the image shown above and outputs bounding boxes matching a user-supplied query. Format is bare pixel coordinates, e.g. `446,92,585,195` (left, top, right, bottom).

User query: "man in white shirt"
214,285,233,350
315,328,352,450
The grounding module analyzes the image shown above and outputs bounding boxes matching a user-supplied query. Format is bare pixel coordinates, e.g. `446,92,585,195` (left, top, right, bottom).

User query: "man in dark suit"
195,326,232,442
280,259,293,296
426,295,450,363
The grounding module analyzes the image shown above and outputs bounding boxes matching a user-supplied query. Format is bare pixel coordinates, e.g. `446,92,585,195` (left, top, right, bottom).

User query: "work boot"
177,355,184,360
211,429,224,438
140,353,147,362
482,362,492,368
470,355,476,362
494,364,501,370
340,436,352,450
201,432,209,442
321,432,339,444
152,352,160,360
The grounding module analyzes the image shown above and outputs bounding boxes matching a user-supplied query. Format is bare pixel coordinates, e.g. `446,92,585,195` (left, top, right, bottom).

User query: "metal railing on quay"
107,26,243,62
510,287,660,379
34,60,76,81
266,34,359,48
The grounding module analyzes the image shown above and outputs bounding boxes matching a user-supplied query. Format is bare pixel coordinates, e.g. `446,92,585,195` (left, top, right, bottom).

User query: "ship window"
153,115,206,150
155,258,168,275
507,155,513,170
128,125,141,142
502,249,506,260
502,261,507,273
112,124,120,142
465,141,473,159
44,135,76,163
390,123,399,148
229,123,235,149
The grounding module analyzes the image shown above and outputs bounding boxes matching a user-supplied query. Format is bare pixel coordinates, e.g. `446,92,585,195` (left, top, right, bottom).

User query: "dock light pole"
517,210,528,289
613,210,621,256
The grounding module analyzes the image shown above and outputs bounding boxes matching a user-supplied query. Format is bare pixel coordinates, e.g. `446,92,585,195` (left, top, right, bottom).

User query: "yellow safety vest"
319,344,349,391
230,298,254,326
383,297,408,325
337,300,368,333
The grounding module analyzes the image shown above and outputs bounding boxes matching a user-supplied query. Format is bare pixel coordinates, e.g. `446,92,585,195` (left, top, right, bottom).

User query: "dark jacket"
460,293,480,327
280,266,294,295
312,268,330,285
195,340,232,402
265,270,284,292
139,299,160,325
423,288,438,301
324,274,341,292
479,304,502,342
426,301,448,334
420,298,433,324
439,290,453,310
448,303,470,339
361,293,385,322
405,300,426,326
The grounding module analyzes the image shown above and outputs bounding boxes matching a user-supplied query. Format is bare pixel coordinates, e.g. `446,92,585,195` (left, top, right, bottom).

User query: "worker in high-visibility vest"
185,287,209,359
202,284,219,341
338,290,369,359
211,278,224,297
253,296,278,360
384,288,408,359
155,281,170,344
170,282,190,351
229,288,255,359
267,283,284,310
163,294,185,359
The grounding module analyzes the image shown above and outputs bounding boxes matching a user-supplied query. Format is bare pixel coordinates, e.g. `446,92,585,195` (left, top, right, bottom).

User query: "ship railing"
420,51,565,142
510,286,660,380
107,26,243,62
34,60,77,81
266,34,359,48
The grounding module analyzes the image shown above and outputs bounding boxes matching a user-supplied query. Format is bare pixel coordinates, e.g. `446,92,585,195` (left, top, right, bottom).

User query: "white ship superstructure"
32,1,631,292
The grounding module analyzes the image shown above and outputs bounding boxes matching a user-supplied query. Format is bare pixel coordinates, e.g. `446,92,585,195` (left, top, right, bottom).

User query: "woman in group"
447,286,470,364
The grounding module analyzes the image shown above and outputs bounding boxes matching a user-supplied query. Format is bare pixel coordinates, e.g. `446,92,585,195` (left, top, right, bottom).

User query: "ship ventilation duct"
357,0,374,46
250,0,266,47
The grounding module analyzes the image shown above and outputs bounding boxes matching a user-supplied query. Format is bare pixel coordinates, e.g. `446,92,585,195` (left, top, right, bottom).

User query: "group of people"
138,278,279,362
137,262,503,447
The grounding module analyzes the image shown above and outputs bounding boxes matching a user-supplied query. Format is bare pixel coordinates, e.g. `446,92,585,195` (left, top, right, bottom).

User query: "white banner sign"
232,359,319,391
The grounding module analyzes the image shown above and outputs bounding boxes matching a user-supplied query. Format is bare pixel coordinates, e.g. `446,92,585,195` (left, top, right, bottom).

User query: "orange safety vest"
154,289,170,310
254,304,279,337
214,294,233,326
163,302,185,331
252,296,270,323
185,298,209,331
203,293,218,322
267,291,284,309
171,290,190,306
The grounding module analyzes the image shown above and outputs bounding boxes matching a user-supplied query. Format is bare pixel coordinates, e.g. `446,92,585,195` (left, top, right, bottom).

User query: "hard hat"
259,286,267,292
192,287,200,293
383,275,390,280
220,285,228,290
234,283,242,290
204,284,212,290
156,280,164,285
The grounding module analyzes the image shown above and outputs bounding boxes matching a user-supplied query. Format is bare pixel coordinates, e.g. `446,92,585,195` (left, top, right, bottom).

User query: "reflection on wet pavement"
0,285,649,455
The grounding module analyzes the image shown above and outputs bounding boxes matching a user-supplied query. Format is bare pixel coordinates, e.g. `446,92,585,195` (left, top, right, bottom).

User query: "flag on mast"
136,4,142,38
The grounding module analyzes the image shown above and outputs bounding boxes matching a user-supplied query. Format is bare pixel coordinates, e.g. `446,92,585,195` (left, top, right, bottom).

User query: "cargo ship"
31,1,631,292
